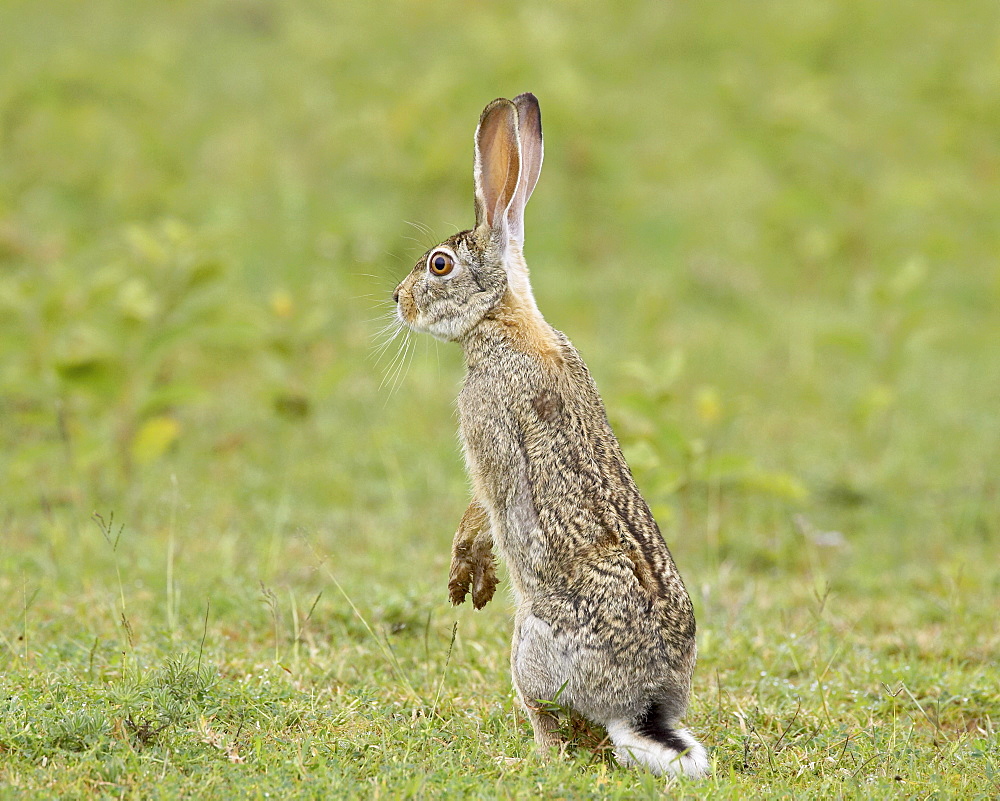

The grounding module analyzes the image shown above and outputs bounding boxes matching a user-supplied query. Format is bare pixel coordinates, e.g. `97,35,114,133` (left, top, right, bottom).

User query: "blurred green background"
1,0,997,794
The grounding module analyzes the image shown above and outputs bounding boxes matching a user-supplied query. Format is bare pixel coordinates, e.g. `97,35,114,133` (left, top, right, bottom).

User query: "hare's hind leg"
511,614,570,751
523,702,562,750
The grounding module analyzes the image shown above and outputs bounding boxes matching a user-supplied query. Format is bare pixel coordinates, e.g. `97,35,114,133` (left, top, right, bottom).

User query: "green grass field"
2,0,998,797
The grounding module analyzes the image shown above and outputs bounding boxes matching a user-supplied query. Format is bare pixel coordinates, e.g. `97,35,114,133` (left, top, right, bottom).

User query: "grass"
1,0,998,797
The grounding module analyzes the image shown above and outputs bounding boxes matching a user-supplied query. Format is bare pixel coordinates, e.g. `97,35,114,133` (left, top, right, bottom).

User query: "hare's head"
394,93,544,342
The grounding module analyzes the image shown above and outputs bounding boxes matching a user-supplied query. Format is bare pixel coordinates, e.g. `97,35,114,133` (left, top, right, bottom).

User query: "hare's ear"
473,98,521,238
508,93,543,246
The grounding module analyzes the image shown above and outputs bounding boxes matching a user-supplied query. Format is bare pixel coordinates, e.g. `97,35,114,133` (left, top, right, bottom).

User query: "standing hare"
393,93,708,777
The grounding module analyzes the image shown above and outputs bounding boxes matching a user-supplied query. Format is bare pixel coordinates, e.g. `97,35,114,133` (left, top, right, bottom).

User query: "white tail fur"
605,721,710,778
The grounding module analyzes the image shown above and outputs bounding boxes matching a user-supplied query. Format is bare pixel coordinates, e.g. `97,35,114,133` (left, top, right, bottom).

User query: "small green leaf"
131,416,181,465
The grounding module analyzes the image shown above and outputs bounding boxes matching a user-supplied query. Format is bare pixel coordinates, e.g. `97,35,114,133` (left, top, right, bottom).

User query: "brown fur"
393,93,708,778
484,290,563,366
448,500,496,609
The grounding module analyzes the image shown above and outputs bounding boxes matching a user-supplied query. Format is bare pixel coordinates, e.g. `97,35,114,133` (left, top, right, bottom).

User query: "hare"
393,93,708,778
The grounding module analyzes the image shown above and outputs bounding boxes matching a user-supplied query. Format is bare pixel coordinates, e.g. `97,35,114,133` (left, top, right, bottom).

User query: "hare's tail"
606,702,709,778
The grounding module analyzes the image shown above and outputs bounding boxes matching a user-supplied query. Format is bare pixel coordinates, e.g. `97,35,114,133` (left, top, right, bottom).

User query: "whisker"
378,327,410,391
364,309,398,326
379,331,410,400
369,307,402,343
387,332,415,401
404,219,436,239
371,326,399,355
371,319,405,366
353,294,395,302
371,320,402,349
377,348,402,392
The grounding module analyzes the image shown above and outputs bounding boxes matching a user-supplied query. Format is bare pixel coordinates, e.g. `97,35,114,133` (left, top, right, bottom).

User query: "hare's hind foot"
526,705,563,750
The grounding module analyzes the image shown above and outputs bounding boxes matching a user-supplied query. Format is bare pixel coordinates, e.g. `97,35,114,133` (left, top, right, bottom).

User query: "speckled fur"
394,94,708,777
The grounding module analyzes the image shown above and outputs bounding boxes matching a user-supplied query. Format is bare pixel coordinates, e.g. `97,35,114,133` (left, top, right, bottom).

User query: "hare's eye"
428,251,455,276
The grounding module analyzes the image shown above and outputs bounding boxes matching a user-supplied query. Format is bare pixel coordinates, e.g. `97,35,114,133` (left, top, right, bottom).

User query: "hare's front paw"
449,544,497,609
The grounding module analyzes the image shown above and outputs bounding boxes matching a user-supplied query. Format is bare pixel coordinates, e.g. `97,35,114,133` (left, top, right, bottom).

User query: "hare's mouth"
395,301,435,336
395,290,423,328
397,304,470,343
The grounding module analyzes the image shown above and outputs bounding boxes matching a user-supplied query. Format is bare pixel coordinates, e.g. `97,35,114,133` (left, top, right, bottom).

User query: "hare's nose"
392,286,400,303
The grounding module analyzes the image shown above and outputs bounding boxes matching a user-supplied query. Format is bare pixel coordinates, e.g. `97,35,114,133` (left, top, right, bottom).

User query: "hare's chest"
456,369,571,498
456,392,523,504
457,388,548,582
